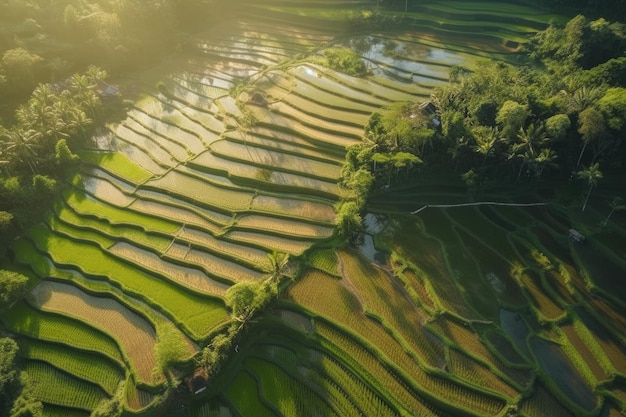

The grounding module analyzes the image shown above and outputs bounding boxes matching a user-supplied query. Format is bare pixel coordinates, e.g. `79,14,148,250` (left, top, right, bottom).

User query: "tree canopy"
0,270,29,311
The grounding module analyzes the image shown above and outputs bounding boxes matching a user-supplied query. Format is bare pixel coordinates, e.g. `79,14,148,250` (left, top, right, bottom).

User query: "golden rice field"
30,281,161,384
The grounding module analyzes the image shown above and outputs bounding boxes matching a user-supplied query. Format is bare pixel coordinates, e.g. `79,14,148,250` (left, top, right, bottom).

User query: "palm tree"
603,197,625,227
16,84,57,148
472,126,500,167
566,86,603,114
263,250,290,285
69,73,101,117
85,65,108,86
0,129,14,176
534,148,557,180
576,107,606,166
371,152,393,185
4,128,41,174
577,163,603,212
392,151,421,176
513,124,548,179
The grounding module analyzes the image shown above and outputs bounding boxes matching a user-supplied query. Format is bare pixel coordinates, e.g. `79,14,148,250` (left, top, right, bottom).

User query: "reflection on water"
530,336,597,411
499,309,530,358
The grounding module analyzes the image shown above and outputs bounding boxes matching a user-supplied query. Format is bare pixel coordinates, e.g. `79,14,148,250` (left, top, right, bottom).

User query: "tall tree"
577,107,607,165
0,271,29,311
513,124,549,179
472,126,500,166
345,168,374,208
496,100,529,141
603,197,625,226
577,163,603,211
534,148,558,180
262,250,290,285
335,201,363,243
224,281,269,325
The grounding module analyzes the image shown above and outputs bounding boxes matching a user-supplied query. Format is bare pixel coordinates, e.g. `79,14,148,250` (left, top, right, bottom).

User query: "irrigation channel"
4,1,626,417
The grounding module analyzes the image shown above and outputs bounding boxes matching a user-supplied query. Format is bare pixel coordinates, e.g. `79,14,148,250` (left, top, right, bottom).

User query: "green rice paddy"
5,1,625,416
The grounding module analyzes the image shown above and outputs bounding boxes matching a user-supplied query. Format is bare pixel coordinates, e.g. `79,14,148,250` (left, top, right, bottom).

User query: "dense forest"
0,0,224,113
337,14,626,241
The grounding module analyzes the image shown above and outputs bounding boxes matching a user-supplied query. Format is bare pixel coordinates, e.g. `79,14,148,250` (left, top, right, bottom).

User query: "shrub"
323,47,367,77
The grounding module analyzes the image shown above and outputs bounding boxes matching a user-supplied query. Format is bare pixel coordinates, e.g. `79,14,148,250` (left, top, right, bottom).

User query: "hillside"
1,1,625,417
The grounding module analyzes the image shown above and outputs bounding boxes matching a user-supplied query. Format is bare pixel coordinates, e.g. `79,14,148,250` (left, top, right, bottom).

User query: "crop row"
426,314,534,389
225,371,278,417
224,230,314,256
4,302,124,363
246,357,335,416
314,320,441,417
307,249,340,277
132,94,214,151
55,198,170,252
27,223,228,340
41,404,90,417
64,188,180,235
145,169,254,212
521,384,575,417
110,242,237,293
337,250,446,368
188,146,340,198
25,360,108,411
224,129,344,165
314,348,400,416
19,337,124,396
306,63,419,102
75,170,136,208
234,214,333,239
379,218,479,319
110,123,178,170
30,280,159,384
250,342,363,416
125,378,156,412
61,171,298,282
210,138,341,181
78,150,153,185
293,267,508,415
447,347,519,400
250,105,359,150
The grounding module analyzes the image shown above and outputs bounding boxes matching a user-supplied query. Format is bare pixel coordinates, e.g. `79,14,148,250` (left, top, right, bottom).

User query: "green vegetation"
0,1,624,417
0,67,109,236
0,270,29,311
321,47,368,77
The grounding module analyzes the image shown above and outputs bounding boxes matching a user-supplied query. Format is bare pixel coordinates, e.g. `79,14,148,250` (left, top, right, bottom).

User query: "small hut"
568,228,586,243
96,81,119,98
419,101,437,115
249,92,268,107
184,367,208,395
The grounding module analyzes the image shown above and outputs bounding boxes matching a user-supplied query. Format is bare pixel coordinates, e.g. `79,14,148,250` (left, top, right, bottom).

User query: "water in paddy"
499,309,531,358
352,35,464,83
530,337,597,411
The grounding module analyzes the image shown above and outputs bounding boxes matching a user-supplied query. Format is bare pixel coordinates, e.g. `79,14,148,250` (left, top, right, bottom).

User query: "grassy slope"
4,1,625,416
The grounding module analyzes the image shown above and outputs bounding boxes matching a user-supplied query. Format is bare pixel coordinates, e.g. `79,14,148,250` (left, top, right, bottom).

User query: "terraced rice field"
6,1,625,416
29,281,161,384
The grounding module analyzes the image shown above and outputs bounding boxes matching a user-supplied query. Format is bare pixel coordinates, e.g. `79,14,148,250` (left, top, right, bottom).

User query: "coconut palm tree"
472,126,500,167
4,128,41,174
534,148,557,180
513,124,548,179
577,163,603,212
603,197,625,226
263,250,290,285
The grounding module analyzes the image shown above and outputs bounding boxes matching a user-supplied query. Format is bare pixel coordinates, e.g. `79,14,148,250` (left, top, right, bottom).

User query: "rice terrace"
0,0,625,416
